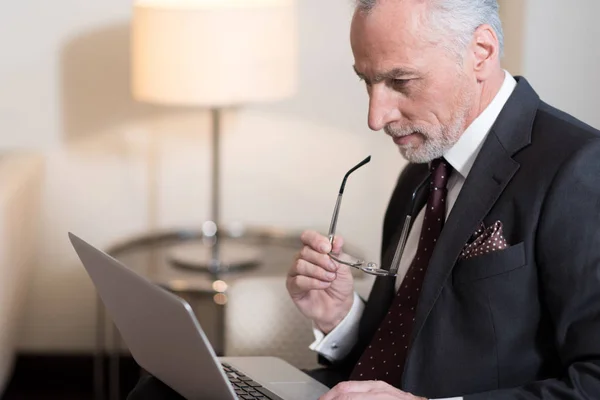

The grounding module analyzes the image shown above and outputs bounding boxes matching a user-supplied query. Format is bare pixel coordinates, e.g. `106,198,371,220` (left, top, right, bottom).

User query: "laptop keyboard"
221,363,283,400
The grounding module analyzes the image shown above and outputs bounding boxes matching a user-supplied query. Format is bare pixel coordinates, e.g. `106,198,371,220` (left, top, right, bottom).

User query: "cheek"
393,97,423,124
415,92,457,129
397,86,446,126
389,84,456,130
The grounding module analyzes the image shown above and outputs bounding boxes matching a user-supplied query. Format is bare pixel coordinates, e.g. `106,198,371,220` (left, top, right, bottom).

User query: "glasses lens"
361,262,396,277
328,252,364,268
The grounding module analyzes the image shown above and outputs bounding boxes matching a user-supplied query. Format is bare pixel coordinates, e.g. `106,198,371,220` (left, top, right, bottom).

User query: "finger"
301,230,332,254
324,381,392,398
289,259,337,282
329,393,399,400
287,275,331,296
331,235,344,255
330,383,417,400
298,245,338,272
339,380,391,393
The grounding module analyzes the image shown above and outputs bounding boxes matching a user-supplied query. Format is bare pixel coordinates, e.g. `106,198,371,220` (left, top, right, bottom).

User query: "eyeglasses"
327,156,431,277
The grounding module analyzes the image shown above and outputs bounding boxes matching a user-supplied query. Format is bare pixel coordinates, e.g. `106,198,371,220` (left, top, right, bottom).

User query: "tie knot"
430,158,451,189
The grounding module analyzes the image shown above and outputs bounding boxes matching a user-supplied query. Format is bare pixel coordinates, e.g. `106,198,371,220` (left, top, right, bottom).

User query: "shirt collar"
443,70,517,179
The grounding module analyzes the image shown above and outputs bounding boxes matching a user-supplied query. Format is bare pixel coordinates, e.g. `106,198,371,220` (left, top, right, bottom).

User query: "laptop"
69,232,329,400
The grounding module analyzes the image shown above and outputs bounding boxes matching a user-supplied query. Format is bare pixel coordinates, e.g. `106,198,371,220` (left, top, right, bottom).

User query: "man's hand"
286,230,355,334
319,381,427,400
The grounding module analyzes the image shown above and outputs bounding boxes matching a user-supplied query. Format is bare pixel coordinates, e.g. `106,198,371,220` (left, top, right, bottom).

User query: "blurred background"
0,0,599,398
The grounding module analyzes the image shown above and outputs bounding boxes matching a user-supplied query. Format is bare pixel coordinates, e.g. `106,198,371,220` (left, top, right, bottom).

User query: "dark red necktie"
349,158,452,384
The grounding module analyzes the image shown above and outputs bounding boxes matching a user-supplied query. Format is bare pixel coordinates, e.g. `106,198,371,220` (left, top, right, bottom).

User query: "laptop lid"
69,232,236,400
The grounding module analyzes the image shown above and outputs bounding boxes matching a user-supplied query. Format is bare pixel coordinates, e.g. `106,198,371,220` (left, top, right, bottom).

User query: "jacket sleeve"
467,139,600,399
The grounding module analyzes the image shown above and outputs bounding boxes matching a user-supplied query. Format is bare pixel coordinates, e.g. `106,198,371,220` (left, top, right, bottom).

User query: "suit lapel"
409,133,520,343
405,76,540,374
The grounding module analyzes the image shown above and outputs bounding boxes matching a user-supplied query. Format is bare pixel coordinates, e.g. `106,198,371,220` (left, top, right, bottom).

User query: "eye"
358,76,370,85
391,79,410,88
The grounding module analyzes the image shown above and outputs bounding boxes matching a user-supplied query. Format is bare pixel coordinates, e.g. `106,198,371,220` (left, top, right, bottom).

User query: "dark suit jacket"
130,77,600,399
325,76,600,399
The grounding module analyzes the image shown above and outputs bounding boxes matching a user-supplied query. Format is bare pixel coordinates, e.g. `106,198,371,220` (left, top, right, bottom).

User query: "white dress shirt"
309,71,517,400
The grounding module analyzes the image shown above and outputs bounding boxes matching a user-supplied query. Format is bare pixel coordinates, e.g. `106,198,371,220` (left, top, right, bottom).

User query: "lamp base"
168,240,262,273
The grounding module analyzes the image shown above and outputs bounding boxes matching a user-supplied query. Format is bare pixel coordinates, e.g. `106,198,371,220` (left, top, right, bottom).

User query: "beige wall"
522,0,600,129
499,0,526,75
500,0,600,128
2,0,599,352
4,1,401,352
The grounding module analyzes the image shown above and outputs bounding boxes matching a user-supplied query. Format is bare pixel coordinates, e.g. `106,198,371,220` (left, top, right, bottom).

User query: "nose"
367,85,401,131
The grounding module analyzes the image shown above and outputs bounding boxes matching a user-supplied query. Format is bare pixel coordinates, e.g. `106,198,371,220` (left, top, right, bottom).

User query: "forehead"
350,0,433,73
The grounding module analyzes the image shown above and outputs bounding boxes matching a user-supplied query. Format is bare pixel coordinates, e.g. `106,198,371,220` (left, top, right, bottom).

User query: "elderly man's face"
350,0,477,163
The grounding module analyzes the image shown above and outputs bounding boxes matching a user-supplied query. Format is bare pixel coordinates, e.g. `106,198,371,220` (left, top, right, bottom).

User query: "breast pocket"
452,241,526,286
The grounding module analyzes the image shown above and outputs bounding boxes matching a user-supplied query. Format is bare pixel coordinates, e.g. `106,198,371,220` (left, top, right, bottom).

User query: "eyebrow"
353,66,417,84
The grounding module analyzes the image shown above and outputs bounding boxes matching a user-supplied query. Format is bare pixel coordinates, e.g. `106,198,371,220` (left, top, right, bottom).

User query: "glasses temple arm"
328,155,372,245
328,194,343,244
339,156,371,195
388,215,412,275
388,171,432,274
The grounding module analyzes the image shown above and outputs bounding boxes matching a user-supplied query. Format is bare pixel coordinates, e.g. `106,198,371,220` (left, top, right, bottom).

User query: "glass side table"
94,226,363,400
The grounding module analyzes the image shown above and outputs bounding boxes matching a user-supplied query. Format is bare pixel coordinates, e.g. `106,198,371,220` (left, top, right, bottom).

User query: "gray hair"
355,0,504,59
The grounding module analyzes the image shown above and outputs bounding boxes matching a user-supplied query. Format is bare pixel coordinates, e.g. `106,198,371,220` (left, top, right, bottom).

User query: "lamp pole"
209,108,222,269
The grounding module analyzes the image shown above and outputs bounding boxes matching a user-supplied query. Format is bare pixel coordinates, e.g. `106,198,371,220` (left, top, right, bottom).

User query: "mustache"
384,125,428,138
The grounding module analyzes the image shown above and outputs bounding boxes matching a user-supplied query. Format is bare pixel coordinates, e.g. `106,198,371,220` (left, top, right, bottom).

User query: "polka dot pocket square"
460,221,508,260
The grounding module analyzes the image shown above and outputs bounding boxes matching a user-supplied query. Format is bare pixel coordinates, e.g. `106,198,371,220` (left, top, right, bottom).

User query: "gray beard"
389,88,473,164
399,115,465,163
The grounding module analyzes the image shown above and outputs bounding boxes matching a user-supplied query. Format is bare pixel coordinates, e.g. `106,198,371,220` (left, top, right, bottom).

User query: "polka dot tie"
349,158,452,384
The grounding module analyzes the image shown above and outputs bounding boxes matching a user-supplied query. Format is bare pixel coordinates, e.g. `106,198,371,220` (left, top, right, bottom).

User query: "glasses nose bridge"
361,264,397,277
328,250,396,277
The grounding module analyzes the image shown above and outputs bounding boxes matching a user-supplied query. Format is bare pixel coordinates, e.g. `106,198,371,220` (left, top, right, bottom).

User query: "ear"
471,24,501,81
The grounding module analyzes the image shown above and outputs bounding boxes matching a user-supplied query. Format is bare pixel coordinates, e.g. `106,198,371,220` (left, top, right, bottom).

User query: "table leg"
110,320,121,400
95,293,106,400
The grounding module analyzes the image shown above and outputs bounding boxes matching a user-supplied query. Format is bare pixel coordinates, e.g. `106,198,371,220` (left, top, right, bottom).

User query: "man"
130,0,600,398
287,0,600,399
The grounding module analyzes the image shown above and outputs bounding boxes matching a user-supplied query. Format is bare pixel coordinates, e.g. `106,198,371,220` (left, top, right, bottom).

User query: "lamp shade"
131,0,298,107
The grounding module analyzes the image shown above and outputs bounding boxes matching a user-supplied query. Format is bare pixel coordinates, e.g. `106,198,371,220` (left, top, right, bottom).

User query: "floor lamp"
131,0,297,272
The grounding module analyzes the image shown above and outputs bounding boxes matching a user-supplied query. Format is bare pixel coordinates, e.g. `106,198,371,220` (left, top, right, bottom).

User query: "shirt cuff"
433,397,462,400
309,292,365,362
